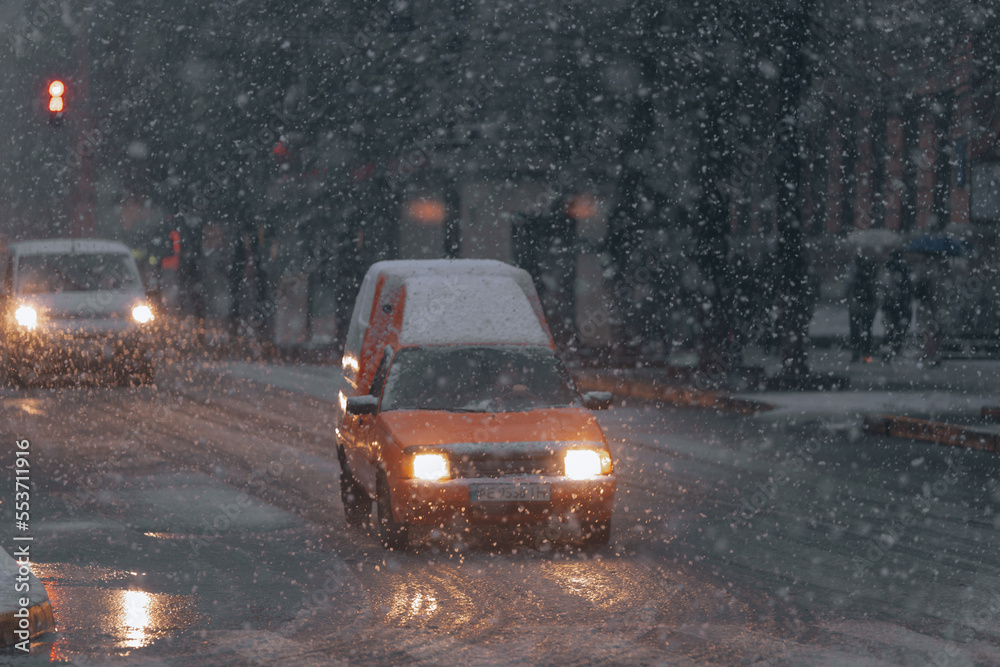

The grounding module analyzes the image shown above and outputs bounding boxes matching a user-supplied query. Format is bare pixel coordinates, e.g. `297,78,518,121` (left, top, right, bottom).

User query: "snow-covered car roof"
341,259,555,393
399,274,551,345
361,259,551,347
9,238,134,256
363,258,530,280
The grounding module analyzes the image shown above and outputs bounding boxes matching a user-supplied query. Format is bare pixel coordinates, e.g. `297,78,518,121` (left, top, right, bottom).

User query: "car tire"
5,356,27,388
4,365,21,388
114,361,152,387
135,362,155,386
1,351,20,388
580,518,611,548
339,455,372,528
376,471,409,551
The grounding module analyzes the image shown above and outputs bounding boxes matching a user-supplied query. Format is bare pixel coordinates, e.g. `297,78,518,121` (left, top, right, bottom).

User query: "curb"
863,414,1000,454
575,373,775,416
0,547,56,648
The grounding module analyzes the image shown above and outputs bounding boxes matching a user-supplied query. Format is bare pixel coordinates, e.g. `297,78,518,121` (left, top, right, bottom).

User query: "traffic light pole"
71,14,96,238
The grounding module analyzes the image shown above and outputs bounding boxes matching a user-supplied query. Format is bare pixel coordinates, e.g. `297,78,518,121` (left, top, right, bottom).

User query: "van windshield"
380,346,576,413
16,253,141,294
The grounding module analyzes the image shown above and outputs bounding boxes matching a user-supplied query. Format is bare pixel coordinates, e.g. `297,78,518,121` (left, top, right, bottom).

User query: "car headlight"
564,449,612,479
412,453,450,481
14,305,38,330
131,304,154,324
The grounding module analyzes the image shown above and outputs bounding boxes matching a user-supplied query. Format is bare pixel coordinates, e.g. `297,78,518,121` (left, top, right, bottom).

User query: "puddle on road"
13,397,47,415
386,584,440,622
378,575,477,630
32,563,202,659
545,561,623,607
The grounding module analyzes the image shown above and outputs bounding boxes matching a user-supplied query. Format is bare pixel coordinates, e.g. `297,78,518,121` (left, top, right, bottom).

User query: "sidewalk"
574,301,1000,453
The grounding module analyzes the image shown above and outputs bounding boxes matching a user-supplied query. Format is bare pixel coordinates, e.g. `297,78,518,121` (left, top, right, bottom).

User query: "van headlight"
564,449,613,479
14,305,38,330
412,453,450,481
131,304,154,324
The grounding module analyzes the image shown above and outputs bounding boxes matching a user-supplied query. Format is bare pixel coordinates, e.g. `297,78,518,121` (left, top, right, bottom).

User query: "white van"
0,239,157,385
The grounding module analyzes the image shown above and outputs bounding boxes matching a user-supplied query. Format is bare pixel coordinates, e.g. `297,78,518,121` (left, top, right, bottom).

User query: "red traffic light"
48,80,65,113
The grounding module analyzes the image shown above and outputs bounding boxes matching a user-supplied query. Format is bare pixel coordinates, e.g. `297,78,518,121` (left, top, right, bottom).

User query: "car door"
352,346,393,493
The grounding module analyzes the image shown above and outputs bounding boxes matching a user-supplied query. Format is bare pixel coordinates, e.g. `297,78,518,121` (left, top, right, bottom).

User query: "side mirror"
582,390,613,410
346,395,379,415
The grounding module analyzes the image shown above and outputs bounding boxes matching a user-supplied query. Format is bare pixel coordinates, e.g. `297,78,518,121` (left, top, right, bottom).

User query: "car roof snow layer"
363,259,551,347
9,239,132,255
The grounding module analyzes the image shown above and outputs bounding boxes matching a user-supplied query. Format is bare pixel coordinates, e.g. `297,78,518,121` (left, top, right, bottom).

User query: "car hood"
379,408,608,450
17,291,144,319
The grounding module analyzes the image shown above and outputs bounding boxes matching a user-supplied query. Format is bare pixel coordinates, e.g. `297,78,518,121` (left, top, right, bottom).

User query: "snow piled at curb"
0,546,55,648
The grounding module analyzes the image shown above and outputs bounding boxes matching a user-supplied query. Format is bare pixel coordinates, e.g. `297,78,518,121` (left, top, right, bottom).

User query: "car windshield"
380,346,576,413
16,253,141,294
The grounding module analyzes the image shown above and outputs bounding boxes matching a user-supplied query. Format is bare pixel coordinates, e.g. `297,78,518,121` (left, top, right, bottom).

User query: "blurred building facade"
731,38,1000,237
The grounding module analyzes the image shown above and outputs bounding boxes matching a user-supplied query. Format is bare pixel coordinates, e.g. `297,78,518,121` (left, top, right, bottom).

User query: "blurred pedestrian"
846,254,878,362
881,250,912,359
915,254,952,366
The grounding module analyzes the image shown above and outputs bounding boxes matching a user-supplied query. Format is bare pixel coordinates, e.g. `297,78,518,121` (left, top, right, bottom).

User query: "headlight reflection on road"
120,590,153,648
386,583,442,624
36,563,201,654
547,562,622,607
108,587,199,649
15,399,45,416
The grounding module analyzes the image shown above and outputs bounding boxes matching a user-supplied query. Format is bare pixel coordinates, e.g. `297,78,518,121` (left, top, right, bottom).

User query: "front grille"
452,454,562,478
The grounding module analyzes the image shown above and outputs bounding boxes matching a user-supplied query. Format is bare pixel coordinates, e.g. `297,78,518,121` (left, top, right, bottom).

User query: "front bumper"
391,475,616,526
6,324,154,374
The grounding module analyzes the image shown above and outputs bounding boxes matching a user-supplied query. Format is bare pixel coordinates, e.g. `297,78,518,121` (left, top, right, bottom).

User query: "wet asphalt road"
2,363,999,665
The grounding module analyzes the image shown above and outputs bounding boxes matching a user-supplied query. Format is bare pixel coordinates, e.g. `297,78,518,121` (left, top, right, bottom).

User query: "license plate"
469,482,551,503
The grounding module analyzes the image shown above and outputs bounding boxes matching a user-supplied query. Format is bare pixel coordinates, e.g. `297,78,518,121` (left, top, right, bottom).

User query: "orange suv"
336,260,616,550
